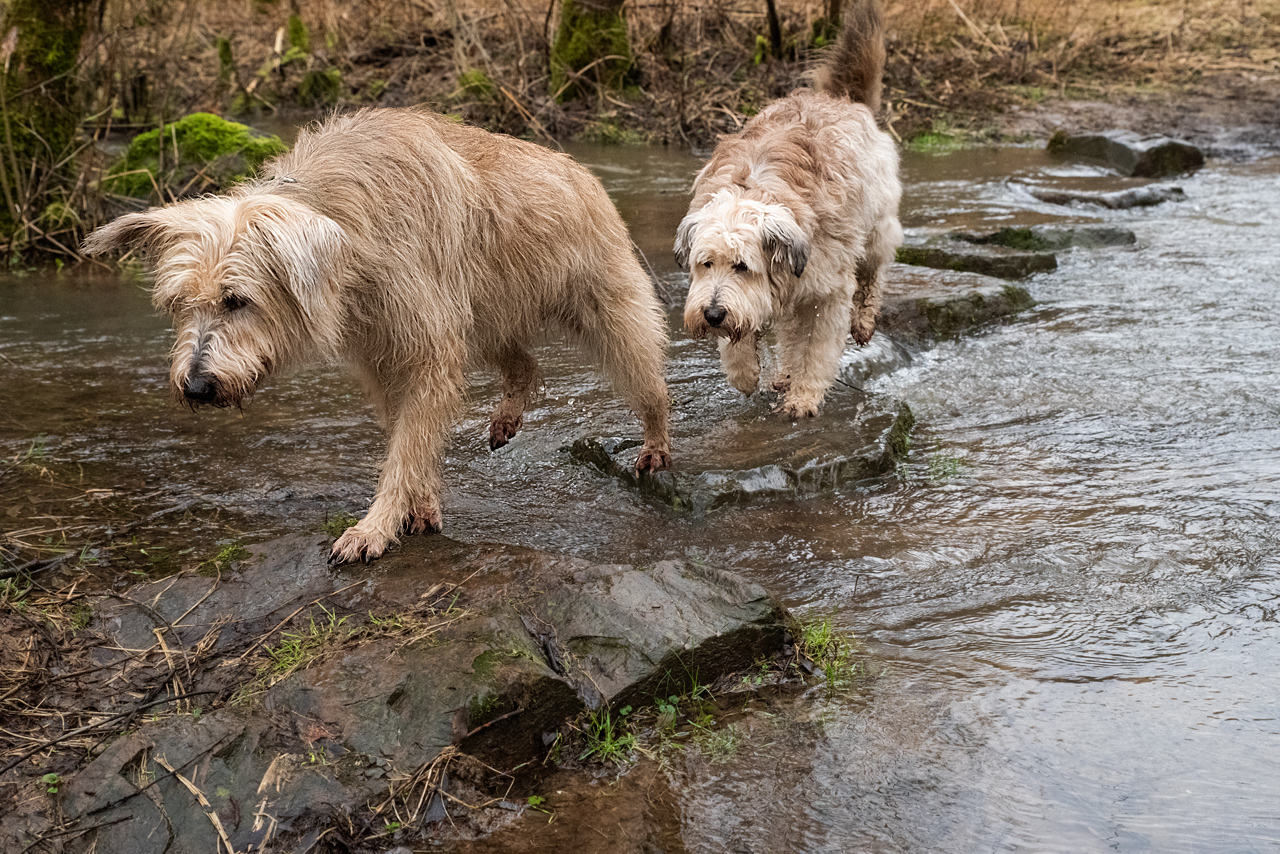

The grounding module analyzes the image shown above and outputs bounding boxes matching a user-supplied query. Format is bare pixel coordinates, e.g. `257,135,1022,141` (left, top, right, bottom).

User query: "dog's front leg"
331,371,460,564
775,294,849,418
718,334,762,395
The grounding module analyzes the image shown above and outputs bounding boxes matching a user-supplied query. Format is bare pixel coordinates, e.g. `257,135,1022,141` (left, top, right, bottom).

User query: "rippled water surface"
3,145,1279,851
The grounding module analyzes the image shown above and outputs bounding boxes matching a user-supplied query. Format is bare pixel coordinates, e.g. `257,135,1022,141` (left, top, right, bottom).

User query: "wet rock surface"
878,264,1036,343
1047,129,1206,178
1028,184,1186,209
7,535,786,854
895,242,1058,279
951,225,1137,251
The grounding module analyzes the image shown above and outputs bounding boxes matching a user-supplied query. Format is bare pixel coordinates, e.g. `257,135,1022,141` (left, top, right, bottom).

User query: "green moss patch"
550,0,637,101
103,113,288,201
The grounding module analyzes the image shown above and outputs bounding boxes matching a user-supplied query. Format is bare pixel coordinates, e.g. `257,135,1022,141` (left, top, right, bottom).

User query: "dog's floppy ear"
674,210,703,271
82,210,181,257
761,210,810,279
243,197,347,323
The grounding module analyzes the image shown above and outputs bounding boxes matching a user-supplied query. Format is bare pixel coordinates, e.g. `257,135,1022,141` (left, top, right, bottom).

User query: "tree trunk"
764,0,783,60
549,0,637,102
0,0,91,242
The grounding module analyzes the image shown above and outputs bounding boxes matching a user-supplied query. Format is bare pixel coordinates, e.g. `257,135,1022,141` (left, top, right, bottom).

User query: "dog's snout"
703,306,727,327
183,373,218,404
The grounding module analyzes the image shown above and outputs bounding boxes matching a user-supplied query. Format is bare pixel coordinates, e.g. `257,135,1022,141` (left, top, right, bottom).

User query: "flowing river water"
2,142,1279,851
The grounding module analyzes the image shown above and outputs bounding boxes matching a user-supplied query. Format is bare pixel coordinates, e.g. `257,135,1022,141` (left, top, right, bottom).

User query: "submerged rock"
895,243,1057,280
951,225,1136,252
1028,185,1185,209
1047,130,1205,178
31,535,785,854
570,396,915,514
878,264,1036,343
103,112,287,202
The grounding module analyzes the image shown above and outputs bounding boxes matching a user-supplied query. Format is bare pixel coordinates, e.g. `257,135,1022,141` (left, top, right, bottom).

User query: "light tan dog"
84,108,672,563
675,0,902,418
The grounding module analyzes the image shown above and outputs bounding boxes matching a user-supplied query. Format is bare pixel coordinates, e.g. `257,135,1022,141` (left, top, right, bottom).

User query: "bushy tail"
812,0,886,113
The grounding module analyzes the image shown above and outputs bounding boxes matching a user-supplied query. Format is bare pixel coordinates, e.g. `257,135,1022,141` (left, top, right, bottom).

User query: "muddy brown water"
3,145,1280,852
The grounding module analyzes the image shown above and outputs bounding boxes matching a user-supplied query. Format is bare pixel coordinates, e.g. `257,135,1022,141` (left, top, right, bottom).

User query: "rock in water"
1047,130,1205,178
895,243,1058,280
1028,185,1186,209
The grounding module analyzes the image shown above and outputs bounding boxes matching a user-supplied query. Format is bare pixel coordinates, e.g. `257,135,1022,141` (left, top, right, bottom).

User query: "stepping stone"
1047,130,1205,178
1028,185,1185,209
895,242,1058,279
950,225,1136,251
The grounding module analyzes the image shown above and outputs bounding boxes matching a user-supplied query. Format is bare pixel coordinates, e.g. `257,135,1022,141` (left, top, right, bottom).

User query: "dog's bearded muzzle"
173,360,270,410
683,303,751,343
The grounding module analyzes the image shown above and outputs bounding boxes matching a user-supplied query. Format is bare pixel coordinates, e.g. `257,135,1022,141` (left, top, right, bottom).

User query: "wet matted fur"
674,0,902,417
84,108,672,563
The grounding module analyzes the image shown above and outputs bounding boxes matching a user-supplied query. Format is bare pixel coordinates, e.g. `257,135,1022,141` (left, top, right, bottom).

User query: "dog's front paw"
489,413,523,451
330,525,394,565
776,398,820,419
635,447,672,475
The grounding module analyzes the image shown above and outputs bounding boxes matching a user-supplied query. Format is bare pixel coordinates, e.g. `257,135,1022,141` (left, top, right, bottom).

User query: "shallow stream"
3,144,1279,851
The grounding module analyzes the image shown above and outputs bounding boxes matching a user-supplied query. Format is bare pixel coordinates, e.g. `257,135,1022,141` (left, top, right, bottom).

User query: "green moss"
287,14,311,53
0,0,92,238
907,131,966,154
971,227,1050,252
577,118,649,145
549,0,636,102
297,67,342,107
455,69,496,101
104,113,288,200
1046,129,1070,154
885,404,915,460
320,512,360,539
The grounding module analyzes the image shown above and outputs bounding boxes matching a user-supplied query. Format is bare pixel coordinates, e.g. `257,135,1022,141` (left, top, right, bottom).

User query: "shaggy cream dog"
675,0,902,417
84,108,672,563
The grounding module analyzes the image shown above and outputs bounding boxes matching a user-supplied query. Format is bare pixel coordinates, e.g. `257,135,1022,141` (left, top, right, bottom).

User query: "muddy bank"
1,534,787,852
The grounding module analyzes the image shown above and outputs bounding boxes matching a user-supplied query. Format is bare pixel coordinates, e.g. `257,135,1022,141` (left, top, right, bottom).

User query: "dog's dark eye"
222,293,250,312
701,260,712,269
733,262,749,273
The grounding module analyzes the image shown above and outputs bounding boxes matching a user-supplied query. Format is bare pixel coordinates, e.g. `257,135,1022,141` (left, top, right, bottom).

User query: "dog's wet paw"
635,447,672,475
403,499,443,535
488,414,523,451
330,526,393,565
776,399,820,419
850,317,877,347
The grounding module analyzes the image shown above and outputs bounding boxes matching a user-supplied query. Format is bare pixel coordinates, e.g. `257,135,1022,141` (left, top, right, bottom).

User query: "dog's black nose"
703,306,727,327
183,374,218,404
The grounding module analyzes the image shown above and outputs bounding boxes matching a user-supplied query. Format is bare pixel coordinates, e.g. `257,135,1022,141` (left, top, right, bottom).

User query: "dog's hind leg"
487,343,540,451
775,291,851,418
331,361,464,564
851,214,902,346
566,268,672,474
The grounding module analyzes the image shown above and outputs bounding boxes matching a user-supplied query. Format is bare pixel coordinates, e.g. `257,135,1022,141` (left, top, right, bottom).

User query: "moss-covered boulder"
895,243,1058,280
103,113,288,202
950,225,1136,252
550,0,637,102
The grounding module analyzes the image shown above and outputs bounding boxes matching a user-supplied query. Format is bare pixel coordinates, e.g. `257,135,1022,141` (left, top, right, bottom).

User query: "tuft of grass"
264,603,352,677
578,706,636,766
795,615,862,690
198,542,250,576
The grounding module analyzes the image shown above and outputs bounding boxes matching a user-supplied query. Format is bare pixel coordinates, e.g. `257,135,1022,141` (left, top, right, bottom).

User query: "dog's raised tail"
813,0,886,113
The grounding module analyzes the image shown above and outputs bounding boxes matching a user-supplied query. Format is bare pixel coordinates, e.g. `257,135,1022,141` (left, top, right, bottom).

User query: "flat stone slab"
570,393,914,514
1047,129,1205,178
7,535,786,854
950,225,1136,251
1028,184,1185,209
878,264,1036,343
895,242,1058,279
